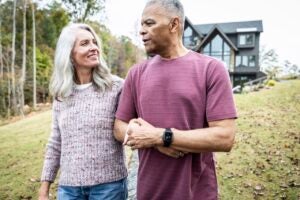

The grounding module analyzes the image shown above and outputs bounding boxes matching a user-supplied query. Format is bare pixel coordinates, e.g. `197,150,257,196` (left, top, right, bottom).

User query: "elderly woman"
38,23,127,200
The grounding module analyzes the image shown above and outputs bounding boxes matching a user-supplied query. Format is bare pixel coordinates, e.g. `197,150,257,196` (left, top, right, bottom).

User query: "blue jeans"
57,178,128,200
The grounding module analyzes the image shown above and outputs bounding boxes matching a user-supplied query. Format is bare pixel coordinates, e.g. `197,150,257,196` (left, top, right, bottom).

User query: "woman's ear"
70,57,75,65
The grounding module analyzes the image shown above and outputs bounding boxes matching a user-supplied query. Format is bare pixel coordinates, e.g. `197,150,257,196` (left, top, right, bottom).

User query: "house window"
249,55,256,67
236,55,256,67
202,34,231,69
238,34,255,47
203,44,210,54
184,27,192,37
183,26,199,47
236,56,241,66
211,35,223,54
241,76,248,81
242,56,248,66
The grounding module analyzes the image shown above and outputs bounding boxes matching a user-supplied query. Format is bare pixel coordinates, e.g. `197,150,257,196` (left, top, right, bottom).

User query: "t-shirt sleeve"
115,68,138,122
206,60,237,122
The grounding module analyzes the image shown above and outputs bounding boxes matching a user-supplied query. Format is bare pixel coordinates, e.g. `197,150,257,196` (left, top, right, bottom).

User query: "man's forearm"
133,118,235,153
170,124,235,153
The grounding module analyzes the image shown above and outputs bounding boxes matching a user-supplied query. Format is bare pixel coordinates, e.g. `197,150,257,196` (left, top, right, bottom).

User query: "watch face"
163,128,173,147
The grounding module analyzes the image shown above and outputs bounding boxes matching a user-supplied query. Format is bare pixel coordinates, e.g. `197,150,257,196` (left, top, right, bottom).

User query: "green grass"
216,80,300,200
0,111,52,200
0,80,299,199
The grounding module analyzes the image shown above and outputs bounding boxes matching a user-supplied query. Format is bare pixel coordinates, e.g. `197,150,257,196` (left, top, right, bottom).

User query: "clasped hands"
123,118,187,158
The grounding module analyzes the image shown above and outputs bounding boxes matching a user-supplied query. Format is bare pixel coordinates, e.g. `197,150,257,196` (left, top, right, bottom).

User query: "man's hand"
123,119,140,145
124,118,163,150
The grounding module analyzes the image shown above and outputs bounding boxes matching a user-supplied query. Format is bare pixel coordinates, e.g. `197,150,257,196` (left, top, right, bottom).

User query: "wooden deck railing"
232,76,268,93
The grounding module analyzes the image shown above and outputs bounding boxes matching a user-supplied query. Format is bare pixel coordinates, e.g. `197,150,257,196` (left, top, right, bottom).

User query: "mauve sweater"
41,76,127,186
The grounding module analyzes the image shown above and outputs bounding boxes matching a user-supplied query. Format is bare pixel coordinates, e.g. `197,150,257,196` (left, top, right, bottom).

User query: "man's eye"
147,22,154,25
144,21,154,26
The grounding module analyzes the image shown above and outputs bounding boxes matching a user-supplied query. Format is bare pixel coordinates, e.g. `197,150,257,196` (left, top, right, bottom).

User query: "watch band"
163,128,173,147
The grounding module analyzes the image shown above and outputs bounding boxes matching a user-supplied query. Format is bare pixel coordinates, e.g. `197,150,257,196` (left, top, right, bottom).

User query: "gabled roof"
194,20,263,35
184,17,203,38
198,25,238,52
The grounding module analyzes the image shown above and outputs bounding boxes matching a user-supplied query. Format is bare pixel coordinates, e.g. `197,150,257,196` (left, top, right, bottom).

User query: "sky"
103,0,300,66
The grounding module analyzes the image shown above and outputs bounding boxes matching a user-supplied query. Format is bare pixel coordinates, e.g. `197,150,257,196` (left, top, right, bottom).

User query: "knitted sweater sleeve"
40,100,61,182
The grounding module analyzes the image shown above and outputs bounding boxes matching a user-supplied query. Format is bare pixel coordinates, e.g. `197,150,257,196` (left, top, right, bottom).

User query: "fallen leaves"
216,81,300,199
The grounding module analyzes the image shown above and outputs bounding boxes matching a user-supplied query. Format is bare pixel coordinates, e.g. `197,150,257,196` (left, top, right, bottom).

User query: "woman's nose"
90,43,99,51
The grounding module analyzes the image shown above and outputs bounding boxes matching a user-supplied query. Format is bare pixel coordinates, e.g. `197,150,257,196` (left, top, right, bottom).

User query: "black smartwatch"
163,128,173,147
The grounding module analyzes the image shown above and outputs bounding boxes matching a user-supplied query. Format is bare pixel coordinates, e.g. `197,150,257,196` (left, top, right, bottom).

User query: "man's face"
140,4,172,55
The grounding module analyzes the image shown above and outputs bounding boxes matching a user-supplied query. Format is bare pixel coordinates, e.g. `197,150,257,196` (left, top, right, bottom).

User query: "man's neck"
159,41,189,59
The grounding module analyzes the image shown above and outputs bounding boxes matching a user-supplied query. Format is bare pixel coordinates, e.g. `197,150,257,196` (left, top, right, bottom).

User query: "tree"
31,1,37,109
260,47,279,71
19,0,27,116
0,1,144,118
0,9,6,116
10,0,17,114
0,15,3,79
290,64,299,76
284,60,299,78
61,0,106,22
260,47,281,80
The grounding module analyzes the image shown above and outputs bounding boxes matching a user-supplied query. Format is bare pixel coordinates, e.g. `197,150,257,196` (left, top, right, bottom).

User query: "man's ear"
169,17,180,33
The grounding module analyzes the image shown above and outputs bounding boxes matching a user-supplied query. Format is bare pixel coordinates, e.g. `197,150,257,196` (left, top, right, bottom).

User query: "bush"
266,79,276,87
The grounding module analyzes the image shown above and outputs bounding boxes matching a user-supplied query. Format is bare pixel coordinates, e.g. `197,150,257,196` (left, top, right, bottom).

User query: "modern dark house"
183,18,265,86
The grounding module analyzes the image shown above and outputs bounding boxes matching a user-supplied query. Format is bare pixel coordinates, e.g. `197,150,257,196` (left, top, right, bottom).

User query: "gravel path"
127,151,138,200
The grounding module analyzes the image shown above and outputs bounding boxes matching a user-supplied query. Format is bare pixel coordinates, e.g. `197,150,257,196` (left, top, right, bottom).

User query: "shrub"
266,80,276,87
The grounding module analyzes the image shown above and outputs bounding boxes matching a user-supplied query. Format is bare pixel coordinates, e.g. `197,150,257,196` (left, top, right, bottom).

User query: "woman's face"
72,29,100,69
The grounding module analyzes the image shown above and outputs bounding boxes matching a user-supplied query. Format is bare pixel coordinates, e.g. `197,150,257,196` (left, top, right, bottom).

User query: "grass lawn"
0,80,299,199
216,80,300,199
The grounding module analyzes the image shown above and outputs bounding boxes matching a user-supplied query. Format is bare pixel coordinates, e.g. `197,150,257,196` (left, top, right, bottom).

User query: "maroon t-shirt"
116,51,237,200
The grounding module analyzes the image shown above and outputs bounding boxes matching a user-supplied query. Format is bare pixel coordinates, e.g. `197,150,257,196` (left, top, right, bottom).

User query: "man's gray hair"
146,0,185,32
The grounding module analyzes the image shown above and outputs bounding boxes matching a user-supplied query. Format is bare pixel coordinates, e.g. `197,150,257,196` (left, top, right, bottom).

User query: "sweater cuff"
40,168,58,182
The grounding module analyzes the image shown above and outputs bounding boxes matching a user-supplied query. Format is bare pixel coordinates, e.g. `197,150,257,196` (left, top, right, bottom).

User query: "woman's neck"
75,68,92,84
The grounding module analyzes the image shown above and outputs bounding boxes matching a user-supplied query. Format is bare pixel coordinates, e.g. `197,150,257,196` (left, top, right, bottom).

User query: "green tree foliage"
0,0,144,118
61,0,106,22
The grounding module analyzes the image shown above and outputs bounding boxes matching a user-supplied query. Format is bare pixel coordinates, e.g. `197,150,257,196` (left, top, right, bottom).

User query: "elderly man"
114,0,237,199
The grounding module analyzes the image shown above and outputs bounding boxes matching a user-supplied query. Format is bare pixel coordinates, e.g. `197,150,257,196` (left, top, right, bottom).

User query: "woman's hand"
156,146,187,158
38,182,50,200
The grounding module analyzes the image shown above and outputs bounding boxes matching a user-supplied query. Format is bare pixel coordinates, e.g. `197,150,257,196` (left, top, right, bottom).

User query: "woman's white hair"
50,23,113,99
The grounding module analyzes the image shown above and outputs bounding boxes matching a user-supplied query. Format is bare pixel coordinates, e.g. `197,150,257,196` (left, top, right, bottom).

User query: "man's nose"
139,27,146,36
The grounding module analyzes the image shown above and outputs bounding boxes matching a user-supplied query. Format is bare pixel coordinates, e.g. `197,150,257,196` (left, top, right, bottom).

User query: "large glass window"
184,27,192,37
211,35,223,54
236,56,241,66
249,55,256,67
202,34,231,69
224,42,230,54
183,26,199,47
236,55,256,67
203,44,210,54
242,56,248,66
238,34,255,47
